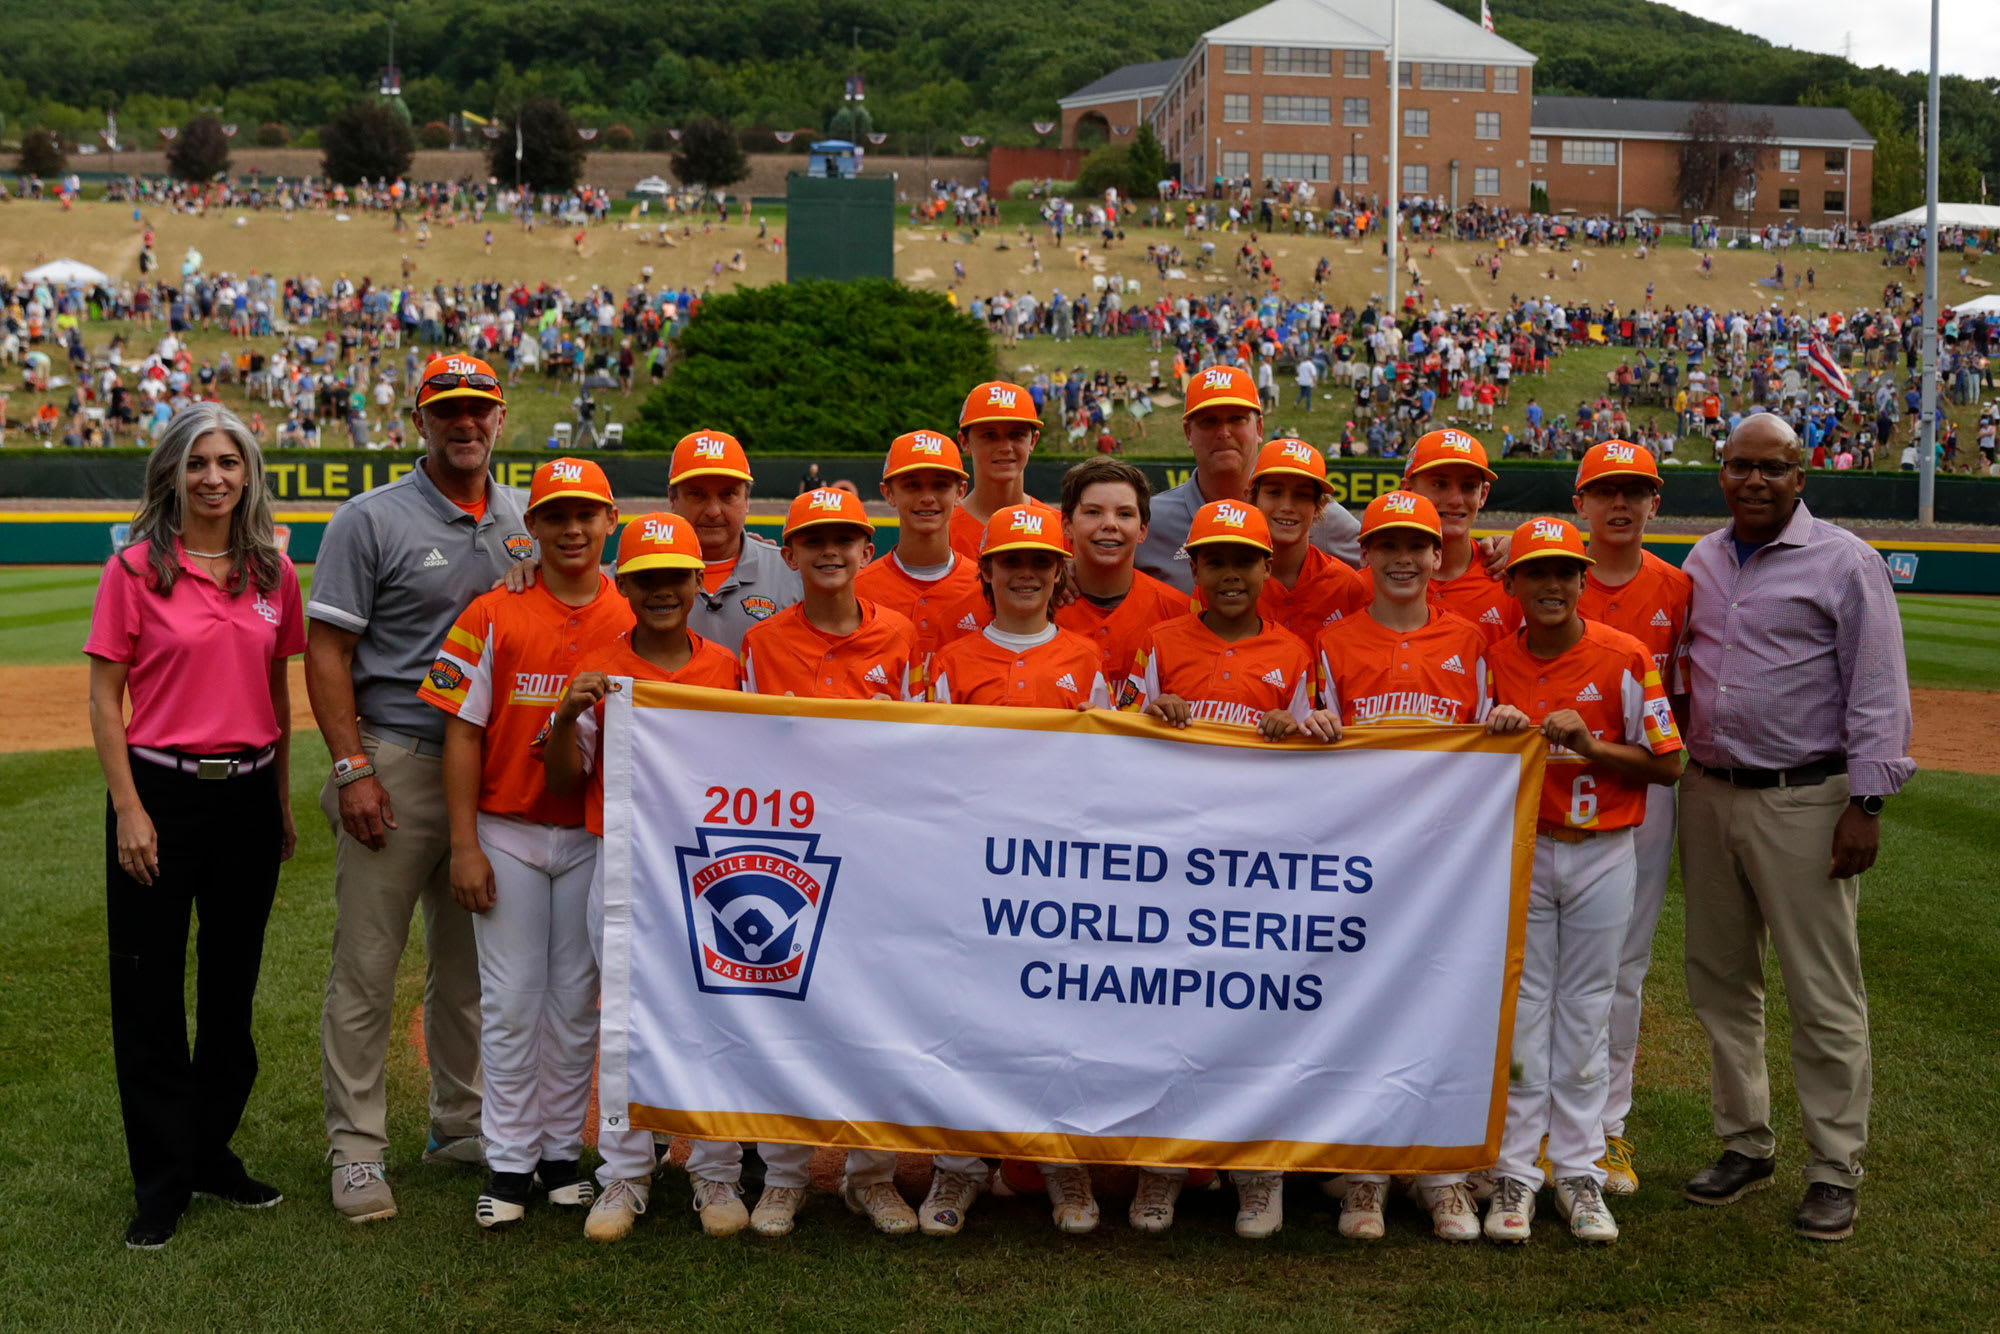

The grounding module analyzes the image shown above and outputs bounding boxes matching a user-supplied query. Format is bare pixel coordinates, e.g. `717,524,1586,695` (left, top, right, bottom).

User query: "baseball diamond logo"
504,533,534,561
675,828,840,1000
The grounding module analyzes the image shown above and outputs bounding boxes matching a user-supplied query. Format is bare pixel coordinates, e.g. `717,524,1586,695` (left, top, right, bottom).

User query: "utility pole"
1386,0,1400,324
1918,0,1940,525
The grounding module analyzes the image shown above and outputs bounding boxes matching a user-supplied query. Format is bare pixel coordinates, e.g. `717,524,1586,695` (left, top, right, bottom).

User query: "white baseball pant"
1496,827,1636,1190
685,1139,898,1190
473,815,599,1176
1603,781,1678,1141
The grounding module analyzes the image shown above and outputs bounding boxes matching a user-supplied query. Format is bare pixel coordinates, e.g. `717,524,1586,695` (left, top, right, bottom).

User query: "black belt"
1694,756,1845,789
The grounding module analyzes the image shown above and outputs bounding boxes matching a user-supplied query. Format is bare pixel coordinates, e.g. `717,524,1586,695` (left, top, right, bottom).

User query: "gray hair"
120,402,283,596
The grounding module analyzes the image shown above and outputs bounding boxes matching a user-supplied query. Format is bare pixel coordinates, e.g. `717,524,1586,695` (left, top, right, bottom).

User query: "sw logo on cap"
1201,367,1237,389
1384,493,1419,514
1213,502,1250,528
986,386,1018,408
911,433,947,454
1010,511,1046,535
807,490,846,511
1441,430,1477,454
1282,441,1316,464
640,518,680,543
675,828,840,1001
694,435,728,459
1604,443,1638,463
1532,518,1569,542
551,461,584,482
443,357,482,376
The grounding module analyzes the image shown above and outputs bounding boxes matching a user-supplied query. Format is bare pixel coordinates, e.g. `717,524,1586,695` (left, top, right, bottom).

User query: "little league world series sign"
595,688,1546,1174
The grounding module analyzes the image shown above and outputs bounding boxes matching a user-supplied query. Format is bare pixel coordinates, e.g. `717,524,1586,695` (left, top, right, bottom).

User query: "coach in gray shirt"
664,430,801,654
305,355,532,1222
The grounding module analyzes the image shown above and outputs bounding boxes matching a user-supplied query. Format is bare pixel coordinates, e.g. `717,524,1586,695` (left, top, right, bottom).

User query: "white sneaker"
331,1161,396,1223
1233,1172,1283,1240
1421,1181,1481,1243
919,1169,985,1236
584,1178,649,1243
842,1178,918,1235
690,1176,749,1237
1484,1175,1535,1243
1044,1166,1100,1234
1554,1175,1619,1244
1463,1168,1497,1203
1337,1179,1386,1240
751,1185,807,1237
1128,1172,1181,1233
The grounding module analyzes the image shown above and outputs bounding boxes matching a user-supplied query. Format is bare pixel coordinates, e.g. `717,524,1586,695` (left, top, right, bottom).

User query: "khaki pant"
1680,766,1871,1188
319,731,483,1165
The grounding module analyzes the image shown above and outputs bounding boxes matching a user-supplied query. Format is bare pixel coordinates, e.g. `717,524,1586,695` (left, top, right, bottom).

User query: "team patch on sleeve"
1644,694,1680,750
427,657,468,697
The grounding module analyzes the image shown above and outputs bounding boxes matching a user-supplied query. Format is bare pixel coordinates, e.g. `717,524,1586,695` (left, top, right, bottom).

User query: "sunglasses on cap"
422,371,501,394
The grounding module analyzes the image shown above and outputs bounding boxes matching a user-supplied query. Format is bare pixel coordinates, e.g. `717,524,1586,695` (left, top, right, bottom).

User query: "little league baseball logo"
675,828,840,1000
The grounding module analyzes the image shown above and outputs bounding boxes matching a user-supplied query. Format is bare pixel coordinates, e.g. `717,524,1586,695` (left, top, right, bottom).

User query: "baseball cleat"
476,1170,535,1230
1337,1180,1387,1240
1421,1181,1482,1242
1233,1172,1284,1240
1554,1176,1619,1244
535,1159,596,1209
919,1168,986,1236
751,1185,807,1236
1044,1166,1100,1234
1601,1135,1638,1195
690,1176,749,1236
584,1178,649,1243
1483,1176,1535,1243
1129,1171,1182,1234
843,1178,919,1235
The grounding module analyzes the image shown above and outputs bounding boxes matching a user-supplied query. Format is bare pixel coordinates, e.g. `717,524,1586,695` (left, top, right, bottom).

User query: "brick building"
1058,58,1181,150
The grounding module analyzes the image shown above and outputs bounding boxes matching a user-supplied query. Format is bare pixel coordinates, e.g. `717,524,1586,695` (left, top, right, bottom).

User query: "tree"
632,281,995,453
167,114,231,182
672,117,748,190
319,100,415,186
256,121,289,147
17,129,66,178
1127,124,1168,197
1675,101,1773,218
418,120,452,149
487,97,586,193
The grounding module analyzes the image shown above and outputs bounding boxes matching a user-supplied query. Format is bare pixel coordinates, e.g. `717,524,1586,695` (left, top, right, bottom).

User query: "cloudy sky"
1664,0,1999,80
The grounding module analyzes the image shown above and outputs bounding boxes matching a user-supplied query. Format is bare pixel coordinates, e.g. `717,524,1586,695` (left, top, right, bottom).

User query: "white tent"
633,175,670,196
1871,203,2000,230
1948,294,2000,316
23,258,112,286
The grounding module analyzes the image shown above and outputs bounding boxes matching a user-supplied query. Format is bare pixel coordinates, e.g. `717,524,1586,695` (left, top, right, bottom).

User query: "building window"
1420,63,1484,90
1223,45,1251,74
1398,61,1414,88
1529,137,1548,164
1264,95,1332,124
1403,107,1430,138
1493,66,1519,93
1223,93,1250,123
1342,154,1369,185
1778,148,1801,172
1779,188,1800,212
1221,151,1249,180
1344,50,1371,78
1560,138,1617,165
1475,111,1501,140
1825,190,1846,212
1263,152,1331,182
1474,166,1500,195
1265,46,1333,76
1826,149,1847,173
1343,97,1370,126
1402,163,1429,195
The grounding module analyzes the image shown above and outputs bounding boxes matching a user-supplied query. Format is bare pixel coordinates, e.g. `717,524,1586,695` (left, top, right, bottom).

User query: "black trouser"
106,757,282,1220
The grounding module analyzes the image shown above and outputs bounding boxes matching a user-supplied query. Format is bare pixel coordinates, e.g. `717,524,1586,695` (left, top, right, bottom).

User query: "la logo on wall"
675,828,840,1000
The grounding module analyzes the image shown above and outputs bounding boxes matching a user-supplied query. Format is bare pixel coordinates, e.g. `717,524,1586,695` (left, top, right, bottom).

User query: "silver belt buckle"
197,757,238,781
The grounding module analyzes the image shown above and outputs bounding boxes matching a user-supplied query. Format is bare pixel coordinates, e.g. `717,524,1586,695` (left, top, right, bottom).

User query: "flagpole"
1917,0,1939,525
1386,0,1400,327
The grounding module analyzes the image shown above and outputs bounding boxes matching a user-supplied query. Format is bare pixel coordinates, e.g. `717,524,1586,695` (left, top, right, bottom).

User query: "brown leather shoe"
1793,1183,1857,1241
1682,1150,1776,1205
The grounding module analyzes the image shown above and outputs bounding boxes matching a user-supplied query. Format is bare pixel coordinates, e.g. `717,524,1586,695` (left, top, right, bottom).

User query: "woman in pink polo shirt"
85,402,305,1251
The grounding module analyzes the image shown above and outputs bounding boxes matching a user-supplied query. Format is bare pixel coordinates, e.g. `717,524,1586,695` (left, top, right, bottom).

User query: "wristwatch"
1850,794,1885,817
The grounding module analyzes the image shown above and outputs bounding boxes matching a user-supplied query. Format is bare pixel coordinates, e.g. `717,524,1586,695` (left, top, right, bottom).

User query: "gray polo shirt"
1135,472,1363,593
690,531,803,656
307,457,532,740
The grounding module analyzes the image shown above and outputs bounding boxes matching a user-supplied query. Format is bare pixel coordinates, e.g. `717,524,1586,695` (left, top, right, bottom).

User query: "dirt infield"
6,664,1995,775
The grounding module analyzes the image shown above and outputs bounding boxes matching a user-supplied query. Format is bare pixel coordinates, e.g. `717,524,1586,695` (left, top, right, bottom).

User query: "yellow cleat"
1601,1135,1638,1195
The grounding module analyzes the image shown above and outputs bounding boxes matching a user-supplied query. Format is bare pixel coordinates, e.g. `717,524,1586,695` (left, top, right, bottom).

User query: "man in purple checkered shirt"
1674,413,1914,1244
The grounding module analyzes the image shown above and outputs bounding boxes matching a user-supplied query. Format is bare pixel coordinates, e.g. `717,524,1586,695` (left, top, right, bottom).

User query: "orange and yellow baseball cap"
1184,498,1274,554
669,430,754,486
616,512,703,573
1505,516,1595,570
1182,364,1262,419
980,502,1068,556
1574,439,1662,490
1403,427,1497,482
1359,489,1444,543
783,487,875,539
882,429,968,481
416,352,505,408
1250,437,1333,493
526,456,614,513
959,381,1041,429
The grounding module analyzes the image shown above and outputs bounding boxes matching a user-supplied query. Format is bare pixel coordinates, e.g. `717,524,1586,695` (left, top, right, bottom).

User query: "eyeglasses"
421,371,500,396
1721,459,1799,481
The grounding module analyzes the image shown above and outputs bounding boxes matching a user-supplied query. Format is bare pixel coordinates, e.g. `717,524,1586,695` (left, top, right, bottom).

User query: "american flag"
1806,338,1852,401
1481,0,1496,31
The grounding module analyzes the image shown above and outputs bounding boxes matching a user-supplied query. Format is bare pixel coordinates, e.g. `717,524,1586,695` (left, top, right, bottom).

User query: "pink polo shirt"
85,543,307,752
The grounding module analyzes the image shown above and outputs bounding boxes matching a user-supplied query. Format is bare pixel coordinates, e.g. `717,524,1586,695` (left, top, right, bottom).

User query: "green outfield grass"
1896,595,2000,692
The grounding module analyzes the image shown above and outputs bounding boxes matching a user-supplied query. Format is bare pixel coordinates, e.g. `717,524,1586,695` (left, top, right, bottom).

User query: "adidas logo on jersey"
1576,681,1603,702
957,613,978,630
1260,668,1286,686
1440,654,1466,675
1480,607,1504,624
423,548,449,568
1055,672,1077,691
864,664,891,686
1650,609,1672,627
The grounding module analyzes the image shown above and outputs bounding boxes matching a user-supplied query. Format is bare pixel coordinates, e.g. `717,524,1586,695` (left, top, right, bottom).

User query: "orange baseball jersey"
1358,559,1522,644
740,599,918,700
1486,619,1683,832
557,629,742,836
948,505,989,561
1577,550,1692,682
1314,606,1492,726
1119,613,1313,726
929,627,1110,708
417,576,633,823
1254,545,1368,643
1053,568,1188,689
854,549,983,677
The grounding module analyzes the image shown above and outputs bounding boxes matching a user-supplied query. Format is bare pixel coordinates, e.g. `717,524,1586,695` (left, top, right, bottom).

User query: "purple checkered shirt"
1681,499,1915,797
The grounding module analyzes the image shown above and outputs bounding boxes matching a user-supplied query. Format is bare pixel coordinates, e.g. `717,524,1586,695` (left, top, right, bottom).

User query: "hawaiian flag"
1481,0,1496,31
1807,337,1853,401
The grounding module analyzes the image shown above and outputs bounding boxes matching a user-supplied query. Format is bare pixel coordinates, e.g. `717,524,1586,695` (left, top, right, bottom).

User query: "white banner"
599,686,1542,1173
